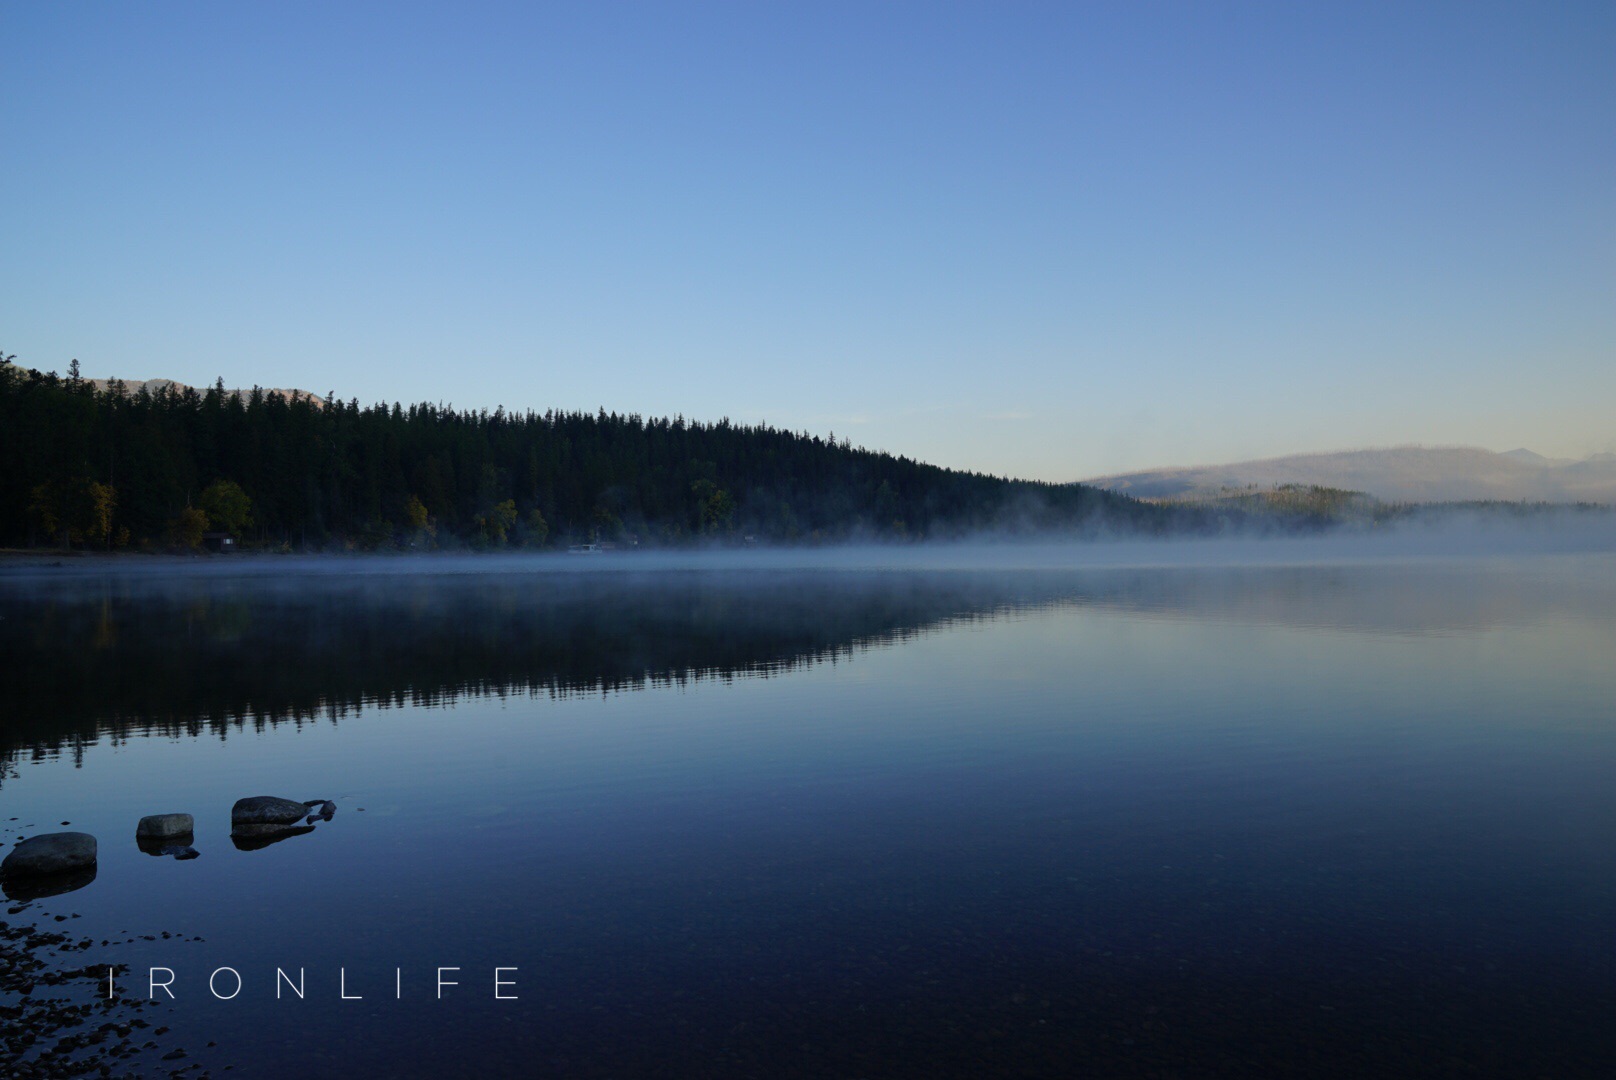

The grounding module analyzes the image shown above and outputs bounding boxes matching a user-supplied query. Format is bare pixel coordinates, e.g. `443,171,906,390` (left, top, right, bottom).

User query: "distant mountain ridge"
88,377,325,407
1083,446,1616,505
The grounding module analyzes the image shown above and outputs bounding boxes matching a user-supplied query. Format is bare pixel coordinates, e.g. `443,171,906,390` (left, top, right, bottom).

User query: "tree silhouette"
0,354,1176,550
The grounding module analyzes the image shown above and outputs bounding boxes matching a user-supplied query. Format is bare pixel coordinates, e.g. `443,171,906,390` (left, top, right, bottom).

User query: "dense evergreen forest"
0,353,1169,550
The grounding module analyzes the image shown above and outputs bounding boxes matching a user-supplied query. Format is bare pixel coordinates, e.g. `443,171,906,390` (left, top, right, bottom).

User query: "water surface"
2,551,1613,1077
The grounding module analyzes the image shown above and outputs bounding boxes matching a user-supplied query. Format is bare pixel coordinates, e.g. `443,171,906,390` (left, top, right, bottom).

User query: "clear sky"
3,1,1611,481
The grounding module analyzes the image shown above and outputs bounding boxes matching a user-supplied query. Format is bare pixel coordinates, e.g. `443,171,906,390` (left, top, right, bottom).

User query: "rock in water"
2,865,96,901
137,814,194,841
232,826,315,852
1,833,98,878
138,834,202,859
136,835,171,856
304,800,337,823
231,796,311,834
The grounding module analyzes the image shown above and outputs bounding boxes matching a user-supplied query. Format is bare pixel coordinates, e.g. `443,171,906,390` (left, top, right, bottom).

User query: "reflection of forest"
3,562,1609,769
0,571,1071,764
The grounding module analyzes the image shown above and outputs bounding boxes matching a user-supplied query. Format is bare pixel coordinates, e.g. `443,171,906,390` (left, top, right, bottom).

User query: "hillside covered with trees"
0,353,1170,551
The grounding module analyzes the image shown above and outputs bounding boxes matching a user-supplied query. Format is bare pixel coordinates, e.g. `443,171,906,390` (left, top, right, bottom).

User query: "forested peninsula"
1,354,1174,551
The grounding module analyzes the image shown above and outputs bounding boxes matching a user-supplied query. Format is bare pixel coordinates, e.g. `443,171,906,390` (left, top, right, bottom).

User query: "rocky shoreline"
0,814,221,1079
2,796,341,1077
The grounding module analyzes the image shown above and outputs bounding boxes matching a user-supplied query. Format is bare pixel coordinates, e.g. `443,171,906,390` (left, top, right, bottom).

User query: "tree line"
0,351,1172,551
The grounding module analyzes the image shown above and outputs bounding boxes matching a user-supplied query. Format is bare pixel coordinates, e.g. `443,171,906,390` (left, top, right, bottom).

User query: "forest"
0,353,1173,550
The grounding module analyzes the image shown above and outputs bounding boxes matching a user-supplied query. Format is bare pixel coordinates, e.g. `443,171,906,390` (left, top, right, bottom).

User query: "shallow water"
2,550,1614,1077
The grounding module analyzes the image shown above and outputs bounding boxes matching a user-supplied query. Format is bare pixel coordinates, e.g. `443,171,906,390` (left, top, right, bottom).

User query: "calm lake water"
2,547,1614,1078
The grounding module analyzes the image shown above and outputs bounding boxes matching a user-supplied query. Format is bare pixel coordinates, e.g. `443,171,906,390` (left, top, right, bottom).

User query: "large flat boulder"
231,796,311,832
2,832,98,878
137,813,194,840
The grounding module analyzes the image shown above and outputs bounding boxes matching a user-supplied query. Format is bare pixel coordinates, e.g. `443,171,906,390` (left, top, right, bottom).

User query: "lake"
2,545,1613,1078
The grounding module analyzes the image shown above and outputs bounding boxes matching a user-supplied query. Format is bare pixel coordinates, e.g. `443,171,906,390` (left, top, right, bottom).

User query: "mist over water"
6,503,1614,582
1,540,1613,1077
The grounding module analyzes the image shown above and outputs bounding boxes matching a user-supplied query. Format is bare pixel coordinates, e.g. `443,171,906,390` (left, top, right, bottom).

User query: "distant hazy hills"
88,377,324,407
1083,447,1616,505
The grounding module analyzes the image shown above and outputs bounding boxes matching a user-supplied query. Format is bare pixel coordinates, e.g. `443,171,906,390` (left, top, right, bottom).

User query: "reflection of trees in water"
0,572,1081,775
3,563,1606,780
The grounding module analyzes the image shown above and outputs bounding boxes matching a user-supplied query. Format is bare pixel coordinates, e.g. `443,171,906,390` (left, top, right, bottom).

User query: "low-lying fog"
3,509,1613,581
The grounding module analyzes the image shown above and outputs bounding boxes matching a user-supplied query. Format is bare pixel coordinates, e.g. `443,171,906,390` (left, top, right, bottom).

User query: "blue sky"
3,2,1611,480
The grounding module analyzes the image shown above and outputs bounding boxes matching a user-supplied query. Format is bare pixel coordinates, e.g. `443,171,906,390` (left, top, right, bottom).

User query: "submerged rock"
231,826,315,852
304,800,337,823
136,814,194,841
1,833,97,878
2,864,97,901
137,835,200,860
231,796,311,833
